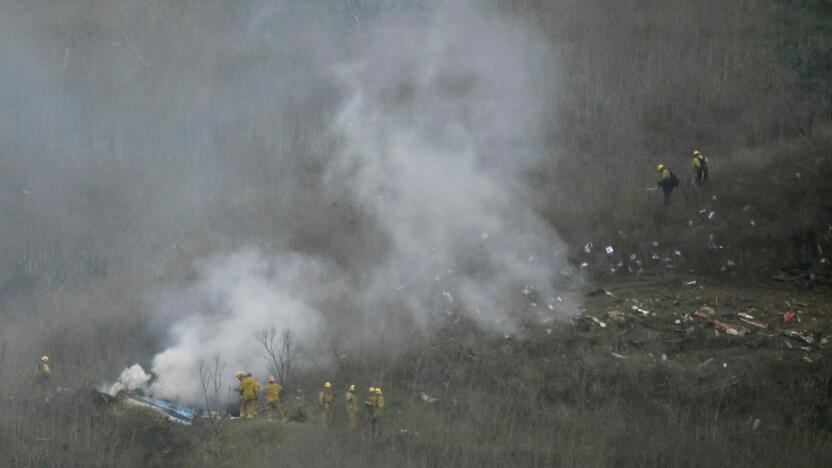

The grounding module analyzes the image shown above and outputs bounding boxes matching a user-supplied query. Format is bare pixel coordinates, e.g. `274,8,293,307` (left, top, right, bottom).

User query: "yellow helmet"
693,150,701,156
348,384,356,391
657,164,665,172
375,387,383,395
324,381,332,389
368,386,376,393
41,356,49,362
235,371,244,378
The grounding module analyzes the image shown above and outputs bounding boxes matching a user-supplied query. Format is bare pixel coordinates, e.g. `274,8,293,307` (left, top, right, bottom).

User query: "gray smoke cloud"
0,0,576,405
146,2,576,404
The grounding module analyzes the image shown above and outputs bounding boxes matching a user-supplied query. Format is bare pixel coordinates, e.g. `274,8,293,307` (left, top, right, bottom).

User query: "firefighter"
35,356,51,388
345,384,358,431
234,371,246,417
265,376,286,421
692,150,709,185
240,373,259,419
364,386,377,433
371,387,385,437
319,382,335,426
657,164,679,205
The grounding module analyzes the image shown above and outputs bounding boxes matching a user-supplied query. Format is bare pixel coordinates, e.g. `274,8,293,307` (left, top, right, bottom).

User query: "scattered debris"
739,317,769,329
611,352,628,359
584,242,593,253
480,232,489,240
783,310,795,323
783,330,814,346
738,312,755,320
631,305,650,315
605,246,614,255
693,310,748,336
686,280,697,286
752,419,761,431
420,392,439,404
606,310,626,321
589,316,607,328
708,211,716,220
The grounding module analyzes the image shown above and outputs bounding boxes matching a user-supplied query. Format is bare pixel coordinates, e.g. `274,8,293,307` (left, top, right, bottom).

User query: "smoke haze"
0,0,576,404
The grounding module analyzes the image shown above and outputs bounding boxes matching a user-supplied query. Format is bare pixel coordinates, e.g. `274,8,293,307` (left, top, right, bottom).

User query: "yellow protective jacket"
37,363,51,376
240,376,258,400
365,394,376,413
346,391,357,412
265,382,282,402
692,154,708,169
372,395,385,417
319,390,334,407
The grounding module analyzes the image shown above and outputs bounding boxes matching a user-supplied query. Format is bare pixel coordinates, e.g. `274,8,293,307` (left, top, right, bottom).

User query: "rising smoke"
146,1,576,404
0,0,576,406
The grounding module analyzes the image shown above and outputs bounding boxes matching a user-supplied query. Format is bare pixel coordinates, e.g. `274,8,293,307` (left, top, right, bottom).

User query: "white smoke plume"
101,364,151,396
146,2,576,405
329,3,574,329
149,250,333,404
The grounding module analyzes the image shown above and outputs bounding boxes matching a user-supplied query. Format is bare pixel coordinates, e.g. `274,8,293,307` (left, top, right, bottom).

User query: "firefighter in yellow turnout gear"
364,387,376,433
36,356,51,388
345,384,358,431
240,373,260,419
370,387,385,436
691,150,709,186
319,382,335,426
265,376,286,421
657,164,678,205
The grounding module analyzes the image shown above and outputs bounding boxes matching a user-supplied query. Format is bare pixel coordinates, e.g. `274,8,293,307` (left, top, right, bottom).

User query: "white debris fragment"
752,419,761,431
589,316,607,328
688,220,694,227
708,211,716,220
557,296,563,302
712,195,718,201
750,220,756,226
521,287,531,296
738,312,755,320
584,242,593,253
441,291,454,303
661,353,668,362
631,305,650,315
726,260,736,267
652,241,659,247
630,254,637,261
611,352,628,359
605,246,614,255
651,254,660,260
528,256,534,263
723,362,728,368
699,209,707,214
686,280,697,286
547,304,554,310
545,328,552,335
480,232,489,240
580,262,589,268
674,250,682,257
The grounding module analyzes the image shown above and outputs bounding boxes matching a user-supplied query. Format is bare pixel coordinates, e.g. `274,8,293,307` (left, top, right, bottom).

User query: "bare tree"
254,327,296,388
197,354,227,463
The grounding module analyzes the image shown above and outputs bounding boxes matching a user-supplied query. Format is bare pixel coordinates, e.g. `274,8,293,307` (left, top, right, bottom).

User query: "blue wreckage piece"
127,393,198,424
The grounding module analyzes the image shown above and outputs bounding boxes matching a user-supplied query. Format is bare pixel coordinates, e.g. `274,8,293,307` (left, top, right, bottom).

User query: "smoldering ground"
0,0,577,405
